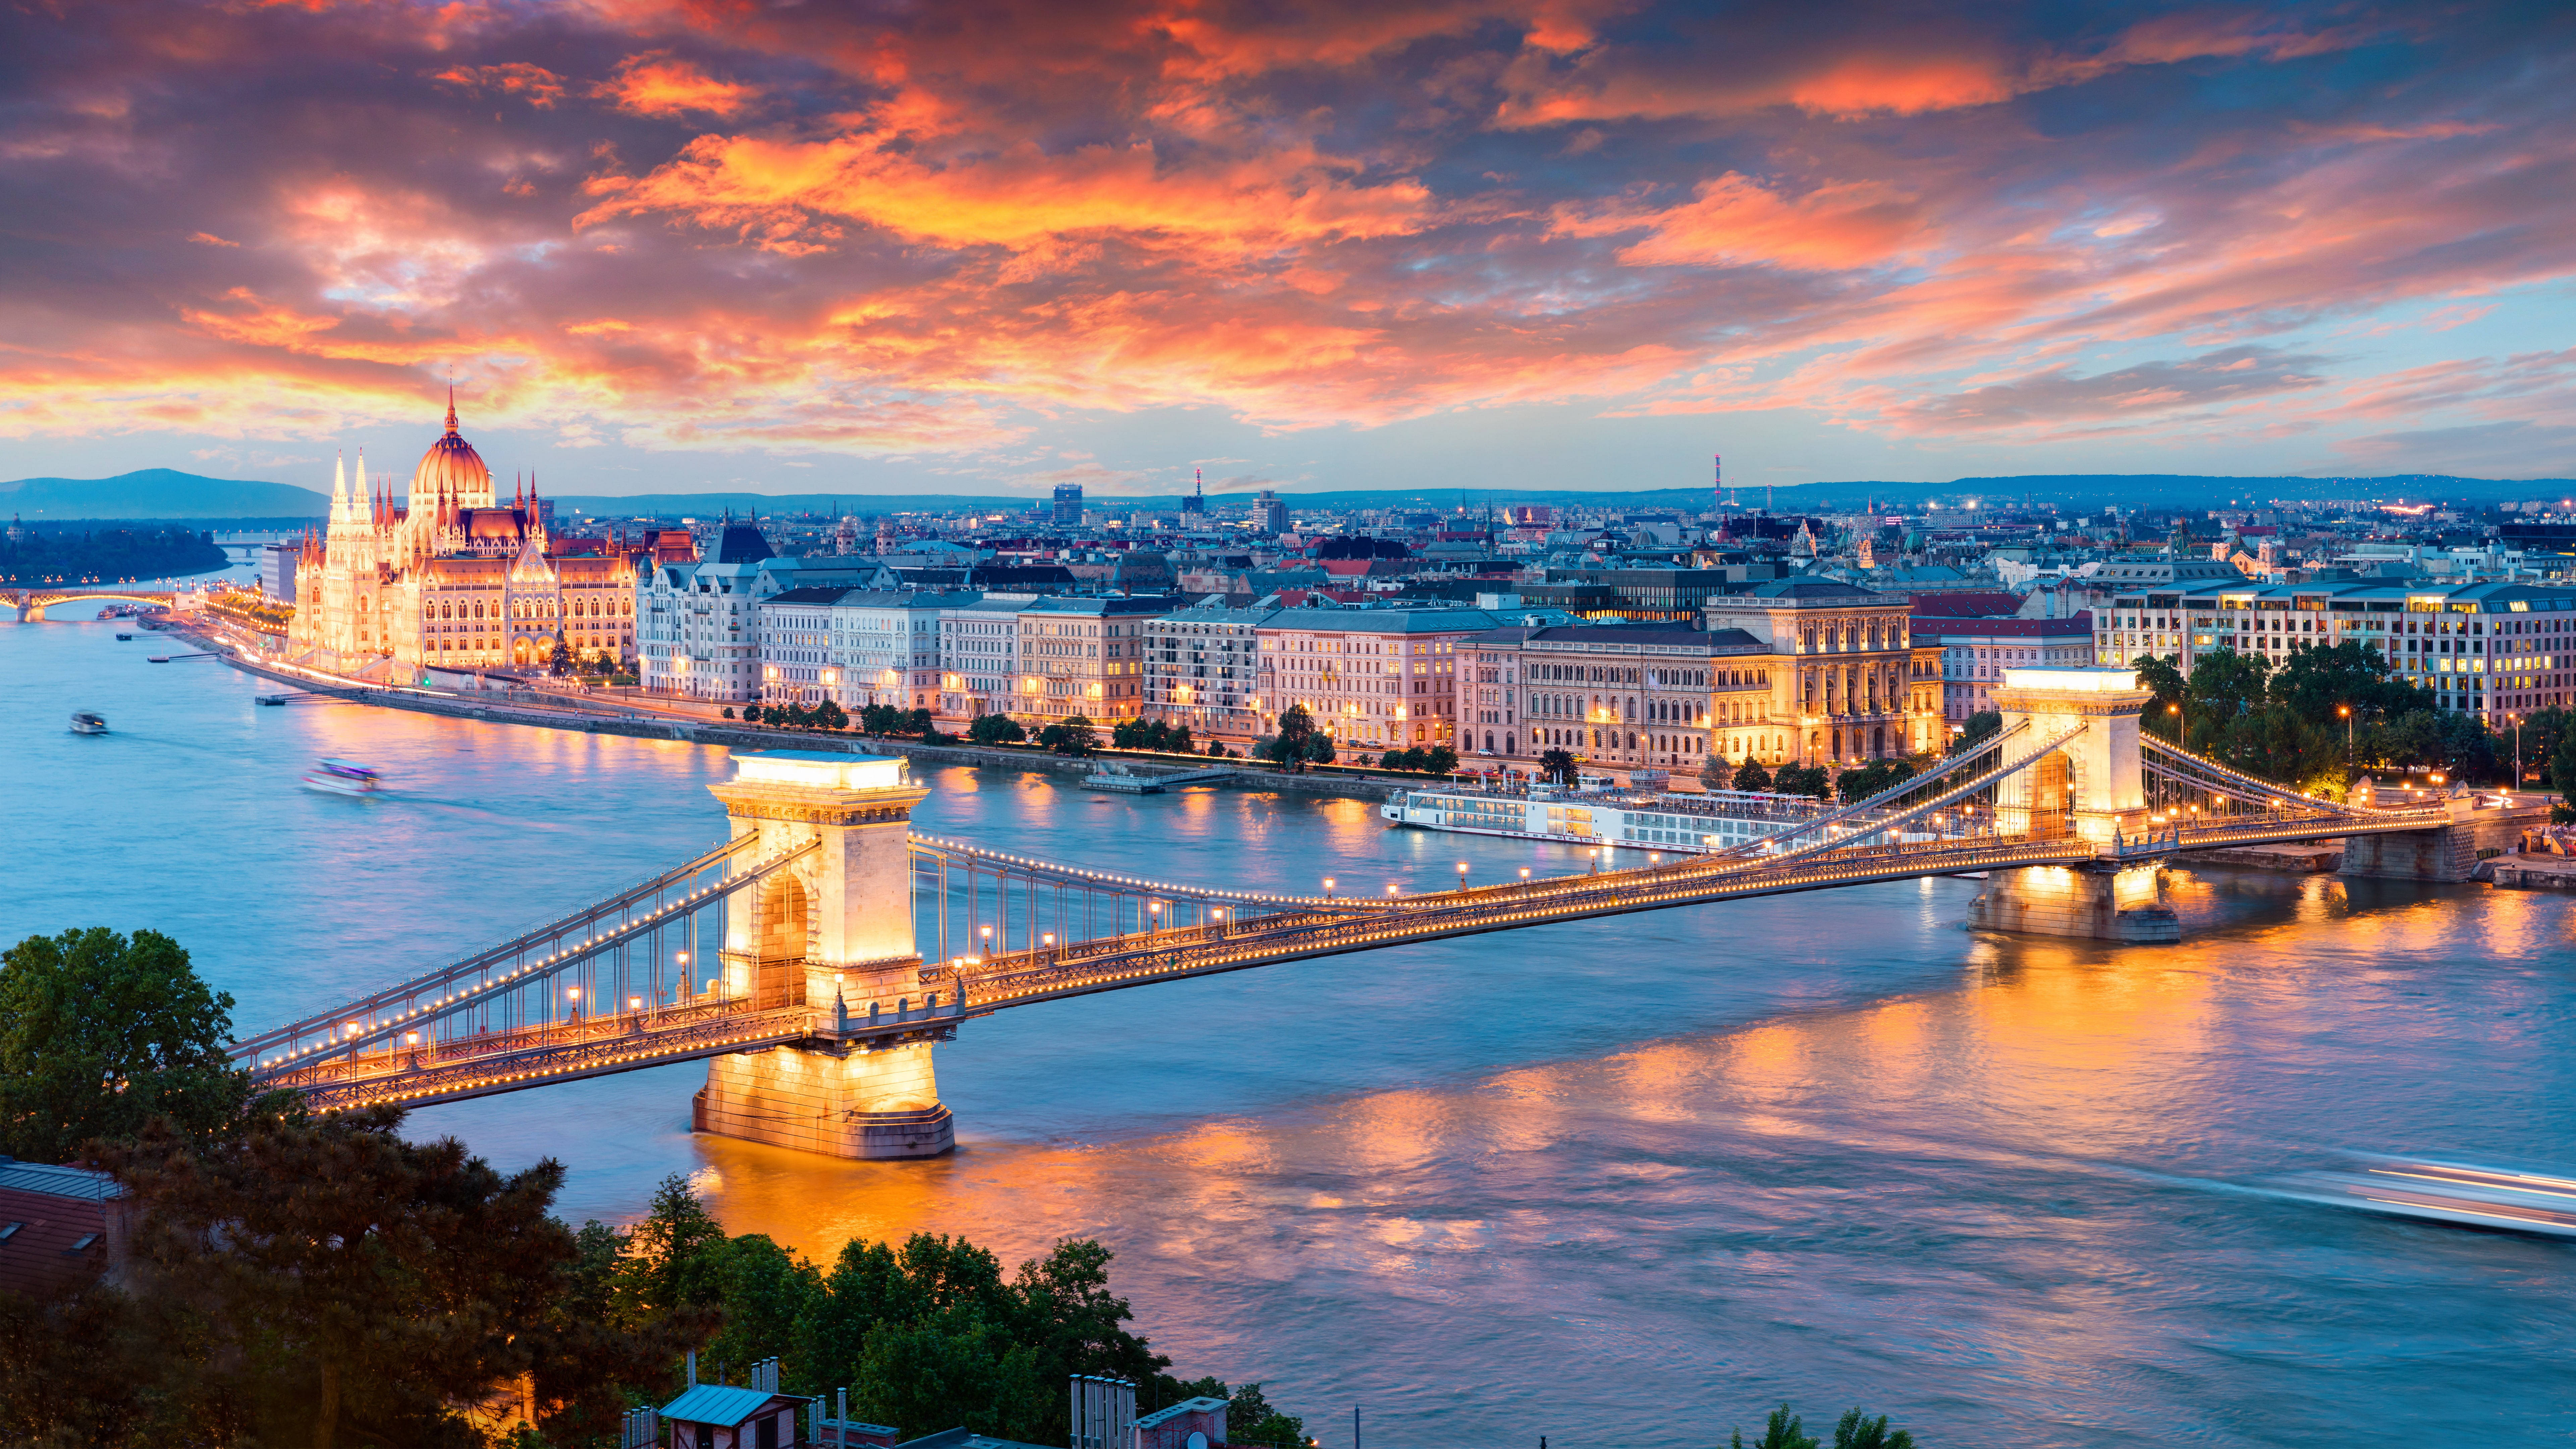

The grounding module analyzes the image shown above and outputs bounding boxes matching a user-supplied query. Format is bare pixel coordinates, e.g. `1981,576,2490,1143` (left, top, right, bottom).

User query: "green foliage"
0,927,252,1163
1165,1376,1305,1447
90,1107,682,1449
1833,758,1917,803
1112,719,1198,752
1832,1406,1918,1449
1698,754,1735,791
1731,755,1773,792
1773,762,1832,799
1376,745,1455,774
1738,1403,1820,1449
722,706,736,719
1038,715,1100,756
1538,746,1577,784
1948,710,2002,756
968,712,1028,744
1259,705,1331,769
817,699,850,730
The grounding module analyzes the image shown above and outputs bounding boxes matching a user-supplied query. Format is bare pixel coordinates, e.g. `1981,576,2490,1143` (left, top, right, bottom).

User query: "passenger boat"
1379,776,1939,856
2270,1158,2576,1239
301,758,384,797
68,711,107,735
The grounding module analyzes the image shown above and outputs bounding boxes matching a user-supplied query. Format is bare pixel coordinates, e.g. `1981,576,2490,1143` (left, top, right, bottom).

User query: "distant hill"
0,469,328,520
558,473,2576,519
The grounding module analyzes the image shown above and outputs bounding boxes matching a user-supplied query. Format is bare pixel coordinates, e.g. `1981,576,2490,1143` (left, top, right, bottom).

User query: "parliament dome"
412,391,492,504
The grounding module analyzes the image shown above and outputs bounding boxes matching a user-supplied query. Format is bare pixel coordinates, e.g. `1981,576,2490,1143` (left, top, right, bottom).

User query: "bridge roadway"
273,803,2446,1113
4,586,177,620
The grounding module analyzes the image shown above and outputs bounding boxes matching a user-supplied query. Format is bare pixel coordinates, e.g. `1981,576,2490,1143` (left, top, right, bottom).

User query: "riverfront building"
2090,577,2576,724
1461,623,1765,772
1703,577,1946,764
1255,604,1494,753
935,593,1034,724
1012,596,1175,726
1141,595,1279,747
637,520,885,704
287,396,641,680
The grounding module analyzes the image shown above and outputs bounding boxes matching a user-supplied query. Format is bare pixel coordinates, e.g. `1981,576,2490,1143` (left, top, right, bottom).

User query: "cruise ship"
1380,776,1920,856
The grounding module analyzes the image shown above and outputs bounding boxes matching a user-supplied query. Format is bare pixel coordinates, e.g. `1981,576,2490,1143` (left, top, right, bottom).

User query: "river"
6,610,2574,1446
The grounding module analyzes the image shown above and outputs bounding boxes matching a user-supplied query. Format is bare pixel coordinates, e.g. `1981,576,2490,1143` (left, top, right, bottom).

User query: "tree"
1698,755,1735,792
2556,728,2576,806
722,706,736,719
1303,732,1337,766
1538,747,1577,784
1732,756,1773,792
0,927,252,1163
968,713,1027,745
95,1109,587,1449
1835,758,1916,802
548,632,573,676
1735,1403,1819,1449
1421,745,1458,776
817,699,850,731
1832,1407,1917,1449
1267,704,1320,771
1164,723,1194,755
904,708,935,738
1773,762,1831,799
620,1172,732,1324
1949,710,2002,755
1041,716,1099,756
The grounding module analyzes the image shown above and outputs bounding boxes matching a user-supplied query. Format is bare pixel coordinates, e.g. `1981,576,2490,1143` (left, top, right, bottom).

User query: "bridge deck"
276,804,2446,1112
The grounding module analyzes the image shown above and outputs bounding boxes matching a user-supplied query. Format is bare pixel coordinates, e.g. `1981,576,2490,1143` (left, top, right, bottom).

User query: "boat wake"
2257,1156,2576,1240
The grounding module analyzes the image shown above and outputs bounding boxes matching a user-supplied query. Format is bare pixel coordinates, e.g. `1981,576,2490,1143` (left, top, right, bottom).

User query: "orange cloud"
1553,173,1926,271
433,62,567,108
594,52,759,119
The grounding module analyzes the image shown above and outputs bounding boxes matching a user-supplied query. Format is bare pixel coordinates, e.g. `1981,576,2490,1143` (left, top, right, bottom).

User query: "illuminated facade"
287,396,636,680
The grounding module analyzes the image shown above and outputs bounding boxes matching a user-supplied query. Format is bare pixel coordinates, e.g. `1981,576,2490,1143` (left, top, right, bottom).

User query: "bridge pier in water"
693,750,955,1159
1969,668,2181,944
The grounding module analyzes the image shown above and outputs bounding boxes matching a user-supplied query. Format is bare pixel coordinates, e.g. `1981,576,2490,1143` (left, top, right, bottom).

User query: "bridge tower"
693,750,954,1158
1969,668,2180,943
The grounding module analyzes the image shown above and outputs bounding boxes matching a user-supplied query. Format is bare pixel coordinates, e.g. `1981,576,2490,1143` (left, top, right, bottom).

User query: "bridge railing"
240,839,816,1080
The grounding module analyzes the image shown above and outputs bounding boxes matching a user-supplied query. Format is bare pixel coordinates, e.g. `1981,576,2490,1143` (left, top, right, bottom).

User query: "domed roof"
413,390,491,500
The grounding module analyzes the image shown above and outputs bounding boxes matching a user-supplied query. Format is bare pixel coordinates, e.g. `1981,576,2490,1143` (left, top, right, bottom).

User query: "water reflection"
7,620,2575,1445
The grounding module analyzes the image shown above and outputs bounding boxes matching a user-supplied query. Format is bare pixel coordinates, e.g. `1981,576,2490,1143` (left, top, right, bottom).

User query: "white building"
937,594,1033,723
827,590,968,713
635,519,884,703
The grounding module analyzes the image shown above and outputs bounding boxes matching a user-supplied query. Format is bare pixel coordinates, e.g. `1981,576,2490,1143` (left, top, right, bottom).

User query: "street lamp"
2338,703,2353,760
1457,861,1469,891
2168,700,2185,752
1324,876,1336,899
1519,866,1531,882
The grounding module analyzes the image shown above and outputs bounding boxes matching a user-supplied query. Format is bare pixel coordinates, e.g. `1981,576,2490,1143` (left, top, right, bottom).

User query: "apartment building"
936,594,1032,723
1920,612,2097,724
635,522,883,704
1256,605,1496,753
1013,596,1176,725
1461,623,1769,776
829,590,965,712
2094,578,2576,725
1143,596,1279,746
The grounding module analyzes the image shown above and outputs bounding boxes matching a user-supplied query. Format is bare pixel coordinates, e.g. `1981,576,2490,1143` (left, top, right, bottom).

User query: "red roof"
1916,612,2094,639
1909,592,2023,619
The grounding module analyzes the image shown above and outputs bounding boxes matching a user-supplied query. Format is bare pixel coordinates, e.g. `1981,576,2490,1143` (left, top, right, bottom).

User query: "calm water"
7,615,2575,1447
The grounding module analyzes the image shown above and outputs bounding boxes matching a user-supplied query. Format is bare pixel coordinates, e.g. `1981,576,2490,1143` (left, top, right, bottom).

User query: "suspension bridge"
232,668,2510,1159
5,586,175,621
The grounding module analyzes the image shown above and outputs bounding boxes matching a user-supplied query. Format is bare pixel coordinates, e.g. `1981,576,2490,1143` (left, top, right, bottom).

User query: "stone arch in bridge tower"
695,749,954,1159
1986,667,2151,848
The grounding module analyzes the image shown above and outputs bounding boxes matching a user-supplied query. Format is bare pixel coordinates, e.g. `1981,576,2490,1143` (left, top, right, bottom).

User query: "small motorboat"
115,632,137,640
68,711,107,735
2270,1157,2576,1239
301,758,384,797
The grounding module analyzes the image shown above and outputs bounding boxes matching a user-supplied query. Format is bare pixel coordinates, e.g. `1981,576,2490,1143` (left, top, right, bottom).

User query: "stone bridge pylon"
691,751,954,1159
1968,668,2182,943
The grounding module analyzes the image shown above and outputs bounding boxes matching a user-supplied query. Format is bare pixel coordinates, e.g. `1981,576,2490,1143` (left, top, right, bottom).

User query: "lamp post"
2168,700,2185,753
1324,876,1336,900
1456,861,1469,892
2338,703,2352,761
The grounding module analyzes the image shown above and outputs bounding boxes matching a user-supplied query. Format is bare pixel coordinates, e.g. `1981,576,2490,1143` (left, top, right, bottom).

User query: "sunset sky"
5,0,2573,498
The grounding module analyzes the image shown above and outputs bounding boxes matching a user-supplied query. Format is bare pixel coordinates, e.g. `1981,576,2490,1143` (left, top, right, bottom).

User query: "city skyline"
5,2,2574,498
